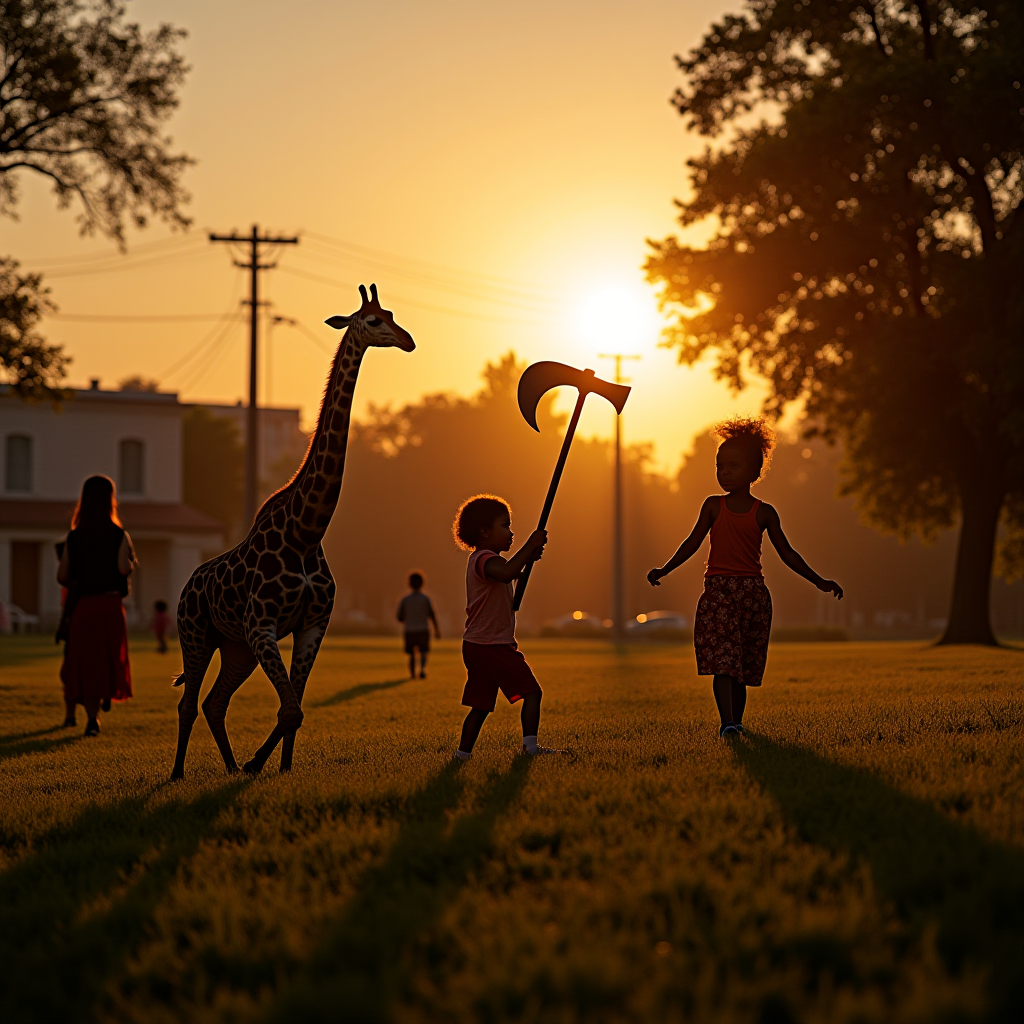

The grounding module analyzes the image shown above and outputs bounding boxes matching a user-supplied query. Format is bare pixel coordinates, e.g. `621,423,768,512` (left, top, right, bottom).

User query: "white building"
0,382,225,629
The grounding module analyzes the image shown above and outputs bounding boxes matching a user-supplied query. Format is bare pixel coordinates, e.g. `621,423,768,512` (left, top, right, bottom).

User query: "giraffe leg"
202,639,258,774
242,624,303,775
279,619,329,772
171,628,216,781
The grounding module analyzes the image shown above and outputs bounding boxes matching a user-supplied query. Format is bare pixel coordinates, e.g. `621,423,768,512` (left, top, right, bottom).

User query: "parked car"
626,610,689,640
541,611,611,638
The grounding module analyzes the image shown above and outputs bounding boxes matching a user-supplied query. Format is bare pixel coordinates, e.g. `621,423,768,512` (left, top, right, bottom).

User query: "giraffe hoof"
242,758,264,775
170,767,185,781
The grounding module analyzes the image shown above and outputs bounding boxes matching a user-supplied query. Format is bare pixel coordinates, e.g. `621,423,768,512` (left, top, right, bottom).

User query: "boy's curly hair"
452,494,511,551
711,417,777,481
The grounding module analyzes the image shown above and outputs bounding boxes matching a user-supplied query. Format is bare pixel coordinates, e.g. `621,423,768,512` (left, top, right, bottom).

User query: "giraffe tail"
172,671,186,687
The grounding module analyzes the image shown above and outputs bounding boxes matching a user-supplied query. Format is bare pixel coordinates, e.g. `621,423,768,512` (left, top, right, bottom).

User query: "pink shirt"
464,549,515,644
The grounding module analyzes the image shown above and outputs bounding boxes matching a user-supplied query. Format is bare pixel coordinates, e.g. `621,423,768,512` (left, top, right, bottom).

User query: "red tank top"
705,496,764,578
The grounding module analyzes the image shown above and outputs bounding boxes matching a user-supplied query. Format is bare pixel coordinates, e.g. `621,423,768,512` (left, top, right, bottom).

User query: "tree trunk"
938,480,1005,645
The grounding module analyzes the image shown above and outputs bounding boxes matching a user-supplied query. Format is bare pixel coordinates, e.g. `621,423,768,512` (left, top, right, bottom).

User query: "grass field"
1,633,1022,1024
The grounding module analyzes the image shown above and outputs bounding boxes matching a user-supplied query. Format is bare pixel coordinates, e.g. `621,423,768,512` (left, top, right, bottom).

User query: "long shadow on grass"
0,779,247,1024
312,677,412,708
0,726,80,763
736,735,1024,1021
269,756,532,1023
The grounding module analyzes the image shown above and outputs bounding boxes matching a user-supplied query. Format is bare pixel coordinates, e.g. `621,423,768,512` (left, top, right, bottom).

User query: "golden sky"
6,0,771,470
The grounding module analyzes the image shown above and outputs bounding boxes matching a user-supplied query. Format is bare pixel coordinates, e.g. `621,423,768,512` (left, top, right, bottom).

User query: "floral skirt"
693,576,772,687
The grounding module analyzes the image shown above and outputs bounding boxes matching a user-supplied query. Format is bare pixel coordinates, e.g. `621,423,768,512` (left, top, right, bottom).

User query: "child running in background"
452,494,563,759
648,418,843,737
397,572,440,678
151,600,170,654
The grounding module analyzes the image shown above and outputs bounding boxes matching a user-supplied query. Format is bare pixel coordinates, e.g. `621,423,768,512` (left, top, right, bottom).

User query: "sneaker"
522,744,565,756
719,724,739,738
733,723,746,734
84,719,100,737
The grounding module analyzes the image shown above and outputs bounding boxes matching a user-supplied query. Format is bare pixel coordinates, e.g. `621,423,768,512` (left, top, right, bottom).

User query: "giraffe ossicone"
170,285,414,780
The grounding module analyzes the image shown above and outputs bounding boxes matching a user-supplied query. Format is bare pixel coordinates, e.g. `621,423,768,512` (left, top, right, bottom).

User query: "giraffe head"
324,284,415,352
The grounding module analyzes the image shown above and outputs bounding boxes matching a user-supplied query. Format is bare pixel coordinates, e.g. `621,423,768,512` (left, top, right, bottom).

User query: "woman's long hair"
71,475,122,531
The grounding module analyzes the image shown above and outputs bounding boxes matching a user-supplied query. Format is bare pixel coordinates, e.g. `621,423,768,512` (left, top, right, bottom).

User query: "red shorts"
461,641,541,711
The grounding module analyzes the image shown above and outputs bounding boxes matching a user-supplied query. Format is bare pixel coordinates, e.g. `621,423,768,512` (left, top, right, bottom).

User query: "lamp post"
599,353,640,640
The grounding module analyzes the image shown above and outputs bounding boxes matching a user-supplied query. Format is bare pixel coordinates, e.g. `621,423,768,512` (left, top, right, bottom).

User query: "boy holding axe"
451,494,559,759
450,361,629,761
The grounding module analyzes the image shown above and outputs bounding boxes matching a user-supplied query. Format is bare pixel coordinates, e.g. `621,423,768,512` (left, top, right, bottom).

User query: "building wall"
0,390,182,504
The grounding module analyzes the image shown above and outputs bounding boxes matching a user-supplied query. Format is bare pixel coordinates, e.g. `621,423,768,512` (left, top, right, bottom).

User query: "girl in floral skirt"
647,419,843,737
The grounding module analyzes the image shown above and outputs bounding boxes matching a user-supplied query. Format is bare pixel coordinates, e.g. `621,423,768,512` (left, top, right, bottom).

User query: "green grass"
0,633,1022,1024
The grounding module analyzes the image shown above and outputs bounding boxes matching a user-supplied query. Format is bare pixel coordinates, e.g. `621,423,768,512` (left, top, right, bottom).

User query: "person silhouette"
396,572,440,678
648,418,842,737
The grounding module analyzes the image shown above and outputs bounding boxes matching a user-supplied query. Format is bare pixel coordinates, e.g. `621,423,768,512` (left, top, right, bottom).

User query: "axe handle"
513,390,588,612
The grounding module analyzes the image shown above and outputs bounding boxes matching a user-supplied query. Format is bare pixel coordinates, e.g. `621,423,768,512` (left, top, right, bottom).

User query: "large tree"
647,0,1023,644
0,0,191,394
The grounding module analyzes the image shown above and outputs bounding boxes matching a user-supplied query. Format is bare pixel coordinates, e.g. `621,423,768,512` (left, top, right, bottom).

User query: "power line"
160,277,245,381
174,315,240,393
304,230,558,300
22,232,204,268
295,242,559,314
43,242,214,279
278,263,557,325
53,312,242,323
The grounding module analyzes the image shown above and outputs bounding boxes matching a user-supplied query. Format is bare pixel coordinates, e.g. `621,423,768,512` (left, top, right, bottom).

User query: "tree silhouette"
646,1,1023,644
0,0,192,394
182,407,244,540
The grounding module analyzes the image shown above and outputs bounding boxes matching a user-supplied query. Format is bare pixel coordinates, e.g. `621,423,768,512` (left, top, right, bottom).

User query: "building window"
5,435,32,492
120,439,145,495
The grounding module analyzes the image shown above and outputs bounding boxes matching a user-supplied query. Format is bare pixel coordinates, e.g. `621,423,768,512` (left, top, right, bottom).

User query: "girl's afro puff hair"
711,417,777,481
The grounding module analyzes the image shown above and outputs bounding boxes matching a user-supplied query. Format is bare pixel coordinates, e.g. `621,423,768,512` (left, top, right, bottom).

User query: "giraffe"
170,284,414,780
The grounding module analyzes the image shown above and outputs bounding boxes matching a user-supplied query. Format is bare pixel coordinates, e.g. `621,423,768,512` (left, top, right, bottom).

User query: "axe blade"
517,360,631,432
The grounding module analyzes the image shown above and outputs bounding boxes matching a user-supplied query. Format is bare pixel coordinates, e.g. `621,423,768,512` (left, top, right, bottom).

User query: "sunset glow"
5,0,767,470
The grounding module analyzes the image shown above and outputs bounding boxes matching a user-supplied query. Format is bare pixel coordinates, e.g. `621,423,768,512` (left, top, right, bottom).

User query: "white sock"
522,735,538,753
455,749,472,760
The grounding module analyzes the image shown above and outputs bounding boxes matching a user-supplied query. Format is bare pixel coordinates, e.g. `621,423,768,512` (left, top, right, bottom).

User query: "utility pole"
209,225,298,526
599,353,641,640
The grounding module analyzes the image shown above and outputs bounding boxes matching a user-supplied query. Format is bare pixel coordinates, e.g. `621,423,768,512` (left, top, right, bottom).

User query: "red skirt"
60,593,133,704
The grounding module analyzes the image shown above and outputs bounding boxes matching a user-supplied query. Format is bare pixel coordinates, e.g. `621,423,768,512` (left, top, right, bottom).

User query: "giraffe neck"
286,330,366,549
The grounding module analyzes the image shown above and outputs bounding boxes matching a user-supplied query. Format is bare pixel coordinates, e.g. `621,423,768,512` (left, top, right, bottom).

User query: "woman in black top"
58,475,137,736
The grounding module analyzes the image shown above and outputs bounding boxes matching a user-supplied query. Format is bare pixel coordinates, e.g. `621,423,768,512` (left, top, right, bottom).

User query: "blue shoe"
719,724,739,738
734,723,745,734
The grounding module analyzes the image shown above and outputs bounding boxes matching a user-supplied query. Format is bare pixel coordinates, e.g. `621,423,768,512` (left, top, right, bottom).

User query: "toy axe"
513,361,631,610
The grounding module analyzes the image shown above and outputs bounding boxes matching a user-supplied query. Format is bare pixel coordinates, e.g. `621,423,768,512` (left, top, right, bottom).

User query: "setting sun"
571,280,662,357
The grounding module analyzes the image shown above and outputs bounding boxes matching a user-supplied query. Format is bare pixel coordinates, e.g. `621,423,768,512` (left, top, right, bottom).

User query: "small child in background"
452,494,562,760
648,418,842,737
151,599,171,654
396,572,440,678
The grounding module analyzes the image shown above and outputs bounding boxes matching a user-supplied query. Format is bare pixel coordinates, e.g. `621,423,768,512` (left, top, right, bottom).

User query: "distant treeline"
318,354,1022,638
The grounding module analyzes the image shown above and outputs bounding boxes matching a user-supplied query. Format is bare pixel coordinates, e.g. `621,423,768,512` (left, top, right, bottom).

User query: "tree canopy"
646,0,1023,644
0,0,192,394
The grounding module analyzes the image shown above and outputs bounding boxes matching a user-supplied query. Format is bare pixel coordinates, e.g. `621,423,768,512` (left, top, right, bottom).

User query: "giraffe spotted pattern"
171,285,415,779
